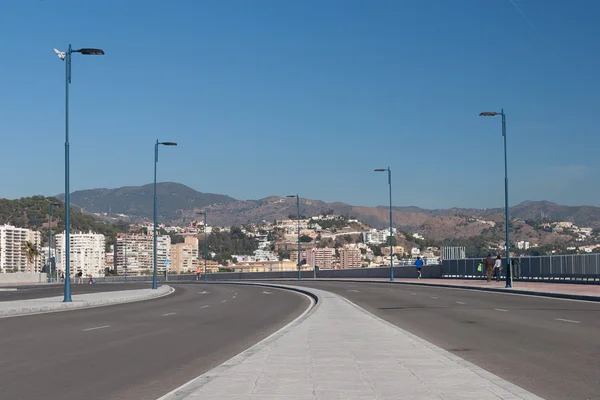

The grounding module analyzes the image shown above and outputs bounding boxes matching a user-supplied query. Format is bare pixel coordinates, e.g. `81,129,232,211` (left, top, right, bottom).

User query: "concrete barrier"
0,273,46,284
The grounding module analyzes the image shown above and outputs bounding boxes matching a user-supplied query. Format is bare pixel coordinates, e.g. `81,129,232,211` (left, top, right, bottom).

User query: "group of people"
480,254,503,282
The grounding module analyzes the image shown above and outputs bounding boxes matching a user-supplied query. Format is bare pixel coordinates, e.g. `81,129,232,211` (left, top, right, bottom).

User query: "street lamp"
47,202,61,283
197,211,208,281
286,194,301,280
375,168,394,282
480,109,511,288
54,45,105,302
153,140,177,289
123,223,127,281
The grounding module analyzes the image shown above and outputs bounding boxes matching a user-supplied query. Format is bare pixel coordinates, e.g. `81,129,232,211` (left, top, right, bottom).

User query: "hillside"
0,196,124,247
58,182,236,222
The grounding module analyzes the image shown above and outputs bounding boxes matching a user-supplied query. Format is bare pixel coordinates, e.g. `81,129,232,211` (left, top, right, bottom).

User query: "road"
0,283,310,400
0,282,151,301
289,281,600,400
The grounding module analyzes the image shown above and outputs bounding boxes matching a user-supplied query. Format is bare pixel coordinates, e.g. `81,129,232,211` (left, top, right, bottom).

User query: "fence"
442,254,600,281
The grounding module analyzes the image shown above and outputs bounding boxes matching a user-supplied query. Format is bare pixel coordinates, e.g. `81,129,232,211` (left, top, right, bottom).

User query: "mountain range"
57,183,600,244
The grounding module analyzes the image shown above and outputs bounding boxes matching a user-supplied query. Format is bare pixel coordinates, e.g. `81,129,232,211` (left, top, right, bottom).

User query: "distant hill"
57,182,236,222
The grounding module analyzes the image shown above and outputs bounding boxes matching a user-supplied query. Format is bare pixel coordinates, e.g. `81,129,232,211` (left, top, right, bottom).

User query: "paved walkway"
0,285,172,317
160,285,544,400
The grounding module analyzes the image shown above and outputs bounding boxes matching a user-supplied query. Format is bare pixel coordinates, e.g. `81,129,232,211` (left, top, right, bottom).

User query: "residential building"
339,246,361,269
56,231,106,278
115,233,171,274
515,241,530,250
0,224,41,273
171,236,199,274
362,229,397,245
306,247,335,269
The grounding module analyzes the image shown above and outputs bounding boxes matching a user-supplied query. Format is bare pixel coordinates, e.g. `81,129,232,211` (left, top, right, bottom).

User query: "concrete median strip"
0,285,173,318
158,282,544,400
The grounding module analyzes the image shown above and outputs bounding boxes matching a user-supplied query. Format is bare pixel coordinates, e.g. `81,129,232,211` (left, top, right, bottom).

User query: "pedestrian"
415,256,423,279
484,254,495,282
493,255,502,282
196,266,201,280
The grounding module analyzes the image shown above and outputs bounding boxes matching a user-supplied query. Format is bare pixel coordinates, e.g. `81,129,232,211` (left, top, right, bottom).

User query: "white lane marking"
347,289,361,292
262,291,272,295
82,325,111,332
201,305,210,308
0,288,17,292
198,291,210,294
162,312,176,316
234,292,238,295
456,301,466,305
494,308,508,312
554,318,581,324
430,296,438,300
221,300,227,303
232,295,237,299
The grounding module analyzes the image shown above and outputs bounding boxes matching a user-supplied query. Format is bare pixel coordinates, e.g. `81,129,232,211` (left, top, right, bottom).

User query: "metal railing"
442,254,600,281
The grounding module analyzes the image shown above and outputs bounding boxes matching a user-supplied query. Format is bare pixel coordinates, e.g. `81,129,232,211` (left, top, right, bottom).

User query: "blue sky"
1,0,599,209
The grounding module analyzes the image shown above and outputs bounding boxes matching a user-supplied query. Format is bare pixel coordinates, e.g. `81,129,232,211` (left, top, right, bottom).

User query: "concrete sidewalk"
160,284,543,400
0,285,172,317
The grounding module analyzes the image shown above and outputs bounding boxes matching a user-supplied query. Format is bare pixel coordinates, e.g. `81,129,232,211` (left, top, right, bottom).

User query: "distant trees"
206,226,258,261
21,241,38,270
299,235,313,243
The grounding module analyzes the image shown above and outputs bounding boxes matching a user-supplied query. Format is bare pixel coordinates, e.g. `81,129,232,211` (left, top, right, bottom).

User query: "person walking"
196,266,201,281
415,256,423,279
493,255,502,282
484,254,495,282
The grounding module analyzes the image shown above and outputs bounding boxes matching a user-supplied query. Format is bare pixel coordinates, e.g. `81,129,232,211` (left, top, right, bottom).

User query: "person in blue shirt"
415,256,423,279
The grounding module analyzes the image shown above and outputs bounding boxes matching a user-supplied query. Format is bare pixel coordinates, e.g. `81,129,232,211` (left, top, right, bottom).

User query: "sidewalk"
0,285,172,317
160,284,543,400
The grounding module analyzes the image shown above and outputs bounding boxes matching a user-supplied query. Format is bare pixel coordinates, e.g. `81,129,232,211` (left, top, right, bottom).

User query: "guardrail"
94,265,442,283
442,254,600,281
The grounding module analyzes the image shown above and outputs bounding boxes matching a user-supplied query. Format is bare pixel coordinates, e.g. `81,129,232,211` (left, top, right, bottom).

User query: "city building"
339,246,362,269
115,233,171,274
171,236,199,274
515,241,530,250
362,229,397,245
0,224,41,273
55,231,106,278
306,247,335,269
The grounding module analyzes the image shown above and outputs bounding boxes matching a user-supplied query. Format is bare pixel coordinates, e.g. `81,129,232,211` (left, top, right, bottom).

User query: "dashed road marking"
554,318,581,324
201,305,210,308
430,296,438,300
221,300,227,303
347,289,361,293
262,291,272,295
162,312,176,317
82,325,111,332
456,301,466,305
198,291,210,294
494,308,508,312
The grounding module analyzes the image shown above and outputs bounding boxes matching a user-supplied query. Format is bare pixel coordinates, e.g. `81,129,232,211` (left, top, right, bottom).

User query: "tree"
170,234,184,244
299,234,313,243
21,241,38,271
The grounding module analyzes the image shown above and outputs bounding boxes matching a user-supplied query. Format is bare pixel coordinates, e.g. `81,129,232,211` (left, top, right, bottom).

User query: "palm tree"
21,241,38,273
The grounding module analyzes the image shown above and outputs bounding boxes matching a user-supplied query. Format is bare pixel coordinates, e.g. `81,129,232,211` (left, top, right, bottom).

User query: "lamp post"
47,202,61,283
197,211,208,281
34,215,38,273
153,140,177,289
54,45,104,302
124,223,127,281
286,194,301,280
480,109,511,288
375,168,394,282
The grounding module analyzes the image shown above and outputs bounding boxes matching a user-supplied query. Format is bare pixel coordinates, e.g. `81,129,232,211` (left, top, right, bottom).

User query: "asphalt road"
0,282,153,301
290,281,600,400
0,283,310,400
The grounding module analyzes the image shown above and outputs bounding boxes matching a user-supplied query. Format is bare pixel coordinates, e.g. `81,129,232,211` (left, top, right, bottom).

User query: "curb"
235,278,600,303
157,282,319,400
0,285,173,318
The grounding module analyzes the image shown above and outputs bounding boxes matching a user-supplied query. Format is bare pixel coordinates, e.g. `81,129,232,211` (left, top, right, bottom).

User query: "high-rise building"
115,233,171,274
55,231,106,277
339,246,362,269
306,247,335,269
171,236,199,274
0,224,41,273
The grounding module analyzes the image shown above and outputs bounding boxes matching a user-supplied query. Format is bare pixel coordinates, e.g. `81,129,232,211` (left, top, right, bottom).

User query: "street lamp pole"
480,109,511,288
375,168,394,282
153,140,177,289
287,194,301,280
197,211,208,281
35,215,38,273
124,223,127,281
55,45,104,302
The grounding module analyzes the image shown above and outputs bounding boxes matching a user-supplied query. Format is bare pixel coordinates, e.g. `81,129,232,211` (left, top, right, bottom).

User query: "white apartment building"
56,231,106,277
362,229,397,245
115,233,171,274
0,224,41,273
339,246,362,269
516,241,530,250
